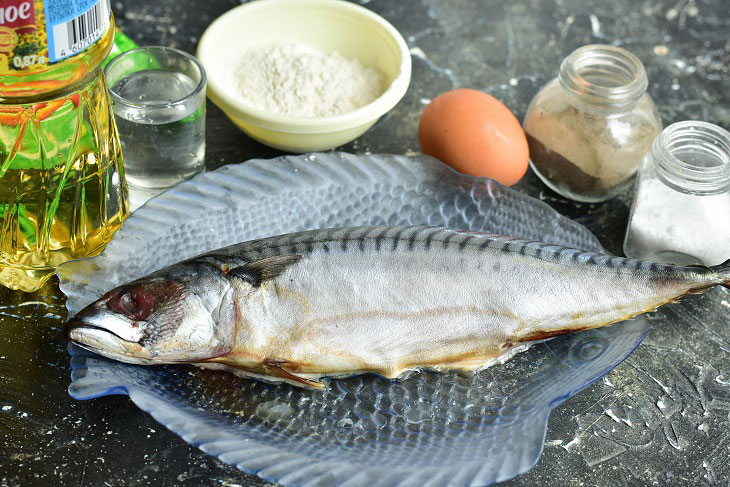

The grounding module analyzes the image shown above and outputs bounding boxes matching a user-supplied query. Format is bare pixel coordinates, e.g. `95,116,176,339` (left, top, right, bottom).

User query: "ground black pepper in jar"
523,44,662,202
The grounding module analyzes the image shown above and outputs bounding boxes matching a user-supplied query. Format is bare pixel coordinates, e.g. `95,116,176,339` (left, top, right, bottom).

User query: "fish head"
67,267,234,364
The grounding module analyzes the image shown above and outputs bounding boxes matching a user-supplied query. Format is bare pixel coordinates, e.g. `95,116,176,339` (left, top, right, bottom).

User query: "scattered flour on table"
234,42,385,117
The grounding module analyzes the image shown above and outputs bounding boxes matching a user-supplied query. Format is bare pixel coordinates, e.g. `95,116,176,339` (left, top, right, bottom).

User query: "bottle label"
0,0,42,71
45,0,109,62
0,0,109,71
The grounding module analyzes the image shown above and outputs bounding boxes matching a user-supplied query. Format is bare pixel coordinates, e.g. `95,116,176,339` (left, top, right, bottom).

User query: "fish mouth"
66,321,129,346
66,311,155,364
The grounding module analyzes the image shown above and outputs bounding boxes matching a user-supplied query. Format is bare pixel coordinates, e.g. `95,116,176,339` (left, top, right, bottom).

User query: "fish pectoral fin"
263,359,324,389
228,255,303,287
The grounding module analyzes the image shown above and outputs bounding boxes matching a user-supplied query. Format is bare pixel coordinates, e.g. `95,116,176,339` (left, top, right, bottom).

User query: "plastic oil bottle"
0,0,128,292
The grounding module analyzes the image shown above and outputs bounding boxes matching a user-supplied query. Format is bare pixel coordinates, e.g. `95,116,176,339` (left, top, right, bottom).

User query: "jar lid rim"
653,120,730,192
559,44,648,108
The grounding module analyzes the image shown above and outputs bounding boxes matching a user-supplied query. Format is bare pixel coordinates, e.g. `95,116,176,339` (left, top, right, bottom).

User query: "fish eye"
106,287,157,321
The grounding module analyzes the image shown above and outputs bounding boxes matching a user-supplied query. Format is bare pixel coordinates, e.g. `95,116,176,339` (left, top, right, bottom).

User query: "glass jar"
623,121,730,266
523,44,662,202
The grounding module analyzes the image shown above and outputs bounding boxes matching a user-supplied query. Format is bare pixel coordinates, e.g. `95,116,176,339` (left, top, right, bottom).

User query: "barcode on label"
49,0,109,62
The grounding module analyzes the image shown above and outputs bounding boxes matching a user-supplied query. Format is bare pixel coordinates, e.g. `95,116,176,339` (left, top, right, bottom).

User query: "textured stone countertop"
2,0,729,485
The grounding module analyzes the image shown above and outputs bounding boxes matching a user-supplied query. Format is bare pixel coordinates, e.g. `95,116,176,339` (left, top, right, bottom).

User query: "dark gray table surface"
2,0,729,485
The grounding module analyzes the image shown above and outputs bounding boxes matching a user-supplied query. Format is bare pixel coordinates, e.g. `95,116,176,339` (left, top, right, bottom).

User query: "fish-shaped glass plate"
60,153,648,486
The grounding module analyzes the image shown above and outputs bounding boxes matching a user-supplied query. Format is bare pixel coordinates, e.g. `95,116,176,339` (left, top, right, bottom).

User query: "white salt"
625,177,730,266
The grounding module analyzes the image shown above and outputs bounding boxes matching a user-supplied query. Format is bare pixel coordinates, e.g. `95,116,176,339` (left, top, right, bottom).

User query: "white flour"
234,42,385,117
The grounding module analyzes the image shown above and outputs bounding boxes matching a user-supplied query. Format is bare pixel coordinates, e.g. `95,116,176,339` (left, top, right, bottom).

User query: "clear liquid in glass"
111,70,205,189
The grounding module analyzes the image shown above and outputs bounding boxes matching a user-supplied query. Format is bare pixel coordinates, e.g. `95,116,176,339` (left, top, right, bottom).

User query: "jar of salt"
523,45,662,202
624,121,730,266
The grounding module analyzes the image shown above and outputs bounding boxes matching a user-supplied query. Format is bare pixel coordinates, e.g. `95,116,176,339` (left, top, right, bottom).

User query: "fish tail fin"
711,258,730,287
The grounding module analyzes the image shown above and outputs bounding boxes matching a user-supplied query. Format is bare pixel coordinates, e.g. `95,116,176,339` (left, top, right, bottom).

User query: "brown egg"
418,89,529,186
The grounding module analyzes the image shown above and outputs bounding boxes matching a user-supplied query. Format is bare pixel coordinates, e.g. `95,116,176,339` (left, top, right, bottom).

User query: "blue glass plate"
60,153,648,486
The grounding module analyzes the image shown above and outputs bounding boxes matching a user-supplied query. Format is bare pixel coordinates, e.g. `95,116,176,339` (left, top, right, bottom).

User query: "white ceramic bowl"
197,0,411,152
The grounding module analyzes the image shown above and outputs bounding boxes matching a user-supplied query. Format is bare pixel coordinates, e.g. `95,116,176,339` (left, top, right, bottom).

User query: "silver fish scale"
65,153,645,487
59,153,604,316
195,226,649,280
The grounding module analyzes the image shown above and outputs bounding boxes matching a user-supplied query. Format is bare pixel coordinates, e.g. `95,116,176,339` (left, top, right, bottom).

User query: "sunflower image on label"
0,0,109,72
0,0,43,70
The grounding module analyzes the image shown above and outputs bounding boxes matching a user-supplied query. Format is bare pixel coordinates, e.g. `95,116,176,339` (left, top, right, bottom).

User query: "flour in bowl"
234,42,385,117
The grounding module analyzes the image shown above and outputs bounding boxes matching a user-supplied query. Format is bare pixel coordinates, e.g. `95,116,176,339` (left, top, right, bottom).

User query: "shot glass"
105,46,207,189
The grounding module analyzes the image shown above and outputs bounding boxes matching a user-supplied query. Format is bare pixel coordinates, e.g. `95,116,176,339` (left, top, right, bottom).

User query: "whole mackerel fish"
67,226,730,389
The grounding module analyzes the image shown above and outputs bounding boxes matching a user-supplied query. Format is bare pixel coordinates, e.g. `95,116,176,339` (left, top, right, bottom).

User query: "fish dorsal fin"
264,359,324,389
228,254,303,287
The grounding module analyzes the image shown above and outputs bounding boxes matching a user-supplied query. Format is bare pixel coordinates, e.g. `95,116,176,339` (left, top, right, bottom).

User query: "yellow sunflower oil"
0,0,128,292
